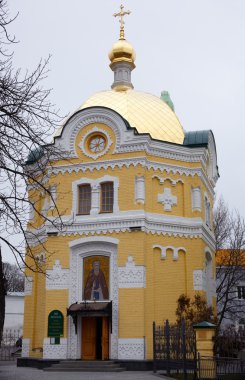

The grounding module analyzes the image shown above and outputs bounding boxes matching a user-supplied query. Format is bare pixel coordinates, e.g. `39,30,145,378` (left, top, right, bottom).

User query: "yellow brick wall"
45,290,69,338
23,122,216,360
119,289,145,338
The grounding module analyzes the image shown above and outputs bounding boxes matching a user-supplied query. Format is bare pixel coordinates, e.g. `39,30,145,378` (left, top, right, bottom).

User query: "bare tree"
0,246,6,346
0,0,65,266
214,198,245,328
0,1,66,341
3,262,24,292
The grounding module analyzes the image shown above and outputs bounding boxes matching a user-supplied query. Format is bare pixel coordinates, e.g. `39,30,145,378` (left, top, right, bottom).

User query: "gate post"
193,321,216,379
153,321,156,373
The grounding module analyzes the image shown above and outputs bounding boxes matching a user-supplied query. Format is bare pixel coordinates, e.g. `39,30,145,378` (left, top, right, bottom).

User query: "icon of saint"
84,260,109,300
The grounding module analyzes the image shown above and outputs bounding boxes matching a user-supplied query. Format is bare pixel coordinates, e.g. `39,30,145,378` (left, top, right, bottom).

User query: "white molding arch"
69,236,119,248
54,108,130,157
153,245,186,261
204,246,213,258
67,236,119,359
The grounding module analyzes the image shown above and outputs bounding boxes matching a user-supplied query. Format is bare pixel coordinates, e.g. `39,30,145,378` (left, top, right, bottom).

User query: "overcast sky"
3,0,245,262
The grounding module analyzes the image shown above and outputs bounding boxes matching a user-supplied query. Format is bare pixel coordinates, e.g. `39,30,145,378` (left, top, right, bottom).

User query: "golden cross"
113,4,131,40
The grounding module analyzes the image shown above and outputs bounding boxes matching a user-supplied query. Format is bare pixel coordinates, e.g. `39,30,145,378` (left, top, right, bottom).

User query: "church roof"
184,130,210,147
80,89,185,144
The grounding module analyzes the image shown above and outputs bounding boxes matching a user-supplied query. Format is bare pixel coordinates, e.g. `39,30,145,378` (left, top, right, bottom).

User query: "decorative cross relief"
158,188,177,211
193,270,206,291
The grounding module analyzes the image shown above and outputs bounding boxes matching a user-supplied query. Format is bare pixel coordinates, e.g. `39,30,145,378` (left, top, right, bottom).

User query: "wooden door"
102,317,109,360
82,317,96,360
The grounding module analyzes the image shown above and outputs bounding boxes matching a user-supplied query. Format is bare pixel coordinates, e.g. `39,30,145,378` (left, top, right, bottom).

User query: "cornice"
116,139,207,166
26,211,215,250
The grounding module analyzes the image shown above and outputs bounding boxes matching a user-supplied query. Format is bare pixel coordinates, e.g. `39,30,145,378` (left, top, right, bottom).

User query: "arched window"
100,182,114,213
78,184,91,214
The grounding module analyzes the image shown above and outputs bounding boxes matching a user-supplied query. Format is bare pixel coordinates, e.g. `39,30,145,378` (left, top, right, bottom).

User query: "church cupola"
108,4,136,91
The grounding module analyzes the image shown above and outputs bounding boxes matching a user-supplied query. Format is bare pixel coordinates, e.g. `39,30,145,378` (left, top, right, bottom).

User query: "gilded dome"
80,89,185,144
109,39,136,66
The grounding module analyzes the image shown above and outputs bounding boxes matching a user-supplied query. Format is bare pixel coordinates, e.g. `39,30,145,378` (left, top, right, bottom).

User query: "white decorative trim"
27,210,216,250
29,202,35,221
51,157,201,177
118,256,145,288
69,236,119,248
158,188,177,211
204,246,213,257
118,338,145,360
24,277,33,296
67,237,118,360
42,196,50,217
135,176,145,204
153,245,186,261
50,157,215,197
193,247,216,304
35,252,46,263
21,338,30,357
204,193,211,228
46,260,69,290
79,126,113,160
193,270,206,291
43,338,67,359
153,175,184,186
26,225,47,247
50,185,57,209
54,108,125,158
192,187,202,212
54,108,211,168
72,175,119,216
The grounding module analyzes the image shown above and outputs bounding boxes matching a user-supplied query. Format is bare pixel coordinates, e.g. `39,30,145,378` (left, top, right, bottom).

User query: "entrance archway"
68,237,119,359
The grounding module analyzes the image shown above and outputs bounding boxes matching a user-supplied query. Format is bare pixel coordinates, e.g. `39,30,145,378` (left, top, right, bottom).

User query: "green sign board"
48,310,64,337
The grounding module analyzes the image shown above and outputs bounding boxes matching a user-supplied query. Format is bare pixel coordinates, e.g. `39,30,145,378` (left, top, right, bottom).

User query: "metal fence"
153,320,245,379
153,319,197,378
214,327,245,358
0,329,22,361
198,355,245,380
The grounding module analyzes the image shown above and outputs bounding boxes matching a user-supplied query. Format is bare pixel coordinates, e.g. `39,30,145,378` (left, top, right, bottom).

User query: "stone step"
43,367,125,372
43,360,125,372
51,361,120,368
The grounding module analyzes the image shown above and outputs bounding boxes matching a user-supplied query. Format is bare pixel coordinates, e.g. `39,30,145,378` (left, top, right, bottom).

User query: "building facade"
4,292,24,331
216,250,245,329
22,9,219,361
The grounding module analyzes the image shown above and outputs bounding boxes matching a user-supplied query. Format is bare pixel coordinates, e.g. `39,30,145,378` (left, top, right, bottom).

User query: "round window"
88,135,106,153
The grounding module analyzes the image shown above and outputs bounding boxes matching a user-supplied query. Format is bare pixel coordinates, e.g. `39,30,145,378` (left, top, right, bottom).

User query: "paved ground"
0,361,167,380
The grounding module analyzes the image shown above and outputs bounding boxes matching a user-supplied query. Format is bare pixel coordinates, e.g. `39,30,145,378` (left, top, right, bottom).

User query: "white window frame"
72,175,119,217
